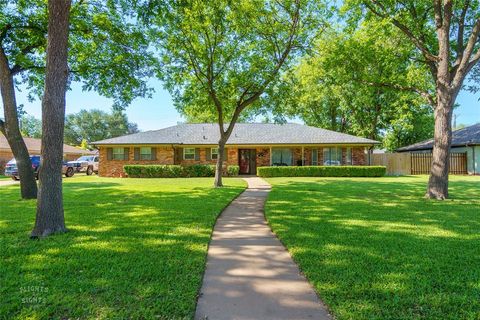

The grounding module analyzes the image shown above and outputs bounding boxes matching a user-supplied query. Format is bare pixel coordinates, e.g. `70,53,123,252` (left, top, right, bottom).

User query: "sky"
9,77,480,132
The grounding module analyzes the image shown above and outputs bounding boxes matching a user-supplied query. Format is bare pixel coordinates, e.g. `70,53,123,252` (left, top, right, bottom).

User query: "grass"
265,175,480,320
0,176,246,319
0,174,10,179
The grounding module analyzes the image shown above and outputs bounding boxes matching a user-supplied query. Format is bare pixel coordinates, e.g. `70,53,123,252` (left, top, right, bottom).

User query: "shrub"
123,164,239,178
124,165,183,178
227,165,239,176
183,164,216,177
256,166,386,178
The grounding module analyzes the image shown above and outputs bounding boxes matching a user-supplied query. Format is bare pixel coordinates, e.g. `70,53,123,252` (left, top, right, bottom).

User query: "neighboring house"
397,123,480,175
92,123,379,177
0,134,96,174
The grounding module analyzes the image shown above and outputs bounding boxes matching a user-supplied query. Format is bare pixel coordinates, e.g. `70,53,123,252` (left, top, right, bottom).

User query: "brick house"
92,123,379,177
0,134,96,174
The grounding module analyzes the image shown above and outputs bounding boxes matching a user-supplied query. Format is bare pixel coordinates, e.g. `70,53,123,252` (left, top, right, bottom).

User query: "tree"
20,114,42,138
0,0,154,199
276,21,434,150
0,0,43,198
31,0,71,238
143,0,323,187
350,0,480,199
64,109,139,147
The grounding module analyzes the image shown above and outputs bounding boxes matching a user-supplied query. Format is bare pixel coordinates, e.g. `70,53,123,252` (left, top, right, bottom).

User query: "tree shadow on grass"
265,178,480,320
0,180,244,319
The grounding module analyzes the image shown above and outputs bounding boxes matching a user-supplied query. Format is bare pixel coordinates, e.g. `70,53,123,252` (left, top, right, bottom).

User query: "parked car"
67,155,99,175
4,156,74,180
323,160,341,166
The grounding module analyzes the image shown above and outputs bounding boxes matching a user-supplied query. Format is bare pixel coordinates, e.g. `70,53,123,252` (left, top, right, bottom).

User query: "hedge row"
124,164,239,178
257,166,386,177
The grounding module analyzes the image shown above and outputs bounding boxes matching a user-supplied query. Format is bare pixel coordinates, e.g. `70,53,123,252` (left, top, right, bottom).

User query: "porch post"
269,146,272,166
301,146,304,166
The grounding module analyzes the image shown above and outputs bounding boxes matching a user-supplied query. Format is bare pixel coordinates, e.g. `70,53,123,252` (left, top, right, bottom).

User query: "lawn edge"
263,181,336,319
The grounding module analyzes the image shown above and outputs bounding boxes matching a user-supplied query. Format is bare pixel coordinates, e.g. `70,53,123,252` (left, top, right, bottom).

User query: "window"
113,147,125,160
271,148,293,166
140,147,152,160
183,148,195,160
211,147,219,160
312,149,318,165
323,147,342,166
345,148,352,165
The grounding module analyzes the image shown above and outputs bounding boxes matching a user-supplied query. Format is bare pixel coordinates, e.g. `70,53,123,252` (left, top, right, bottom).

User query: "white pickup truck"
67,155,99,175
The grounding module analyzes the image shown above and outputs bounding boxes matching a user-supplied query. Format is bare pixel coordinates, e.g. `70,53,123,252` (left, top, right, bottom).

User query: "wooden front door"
238,149,256,175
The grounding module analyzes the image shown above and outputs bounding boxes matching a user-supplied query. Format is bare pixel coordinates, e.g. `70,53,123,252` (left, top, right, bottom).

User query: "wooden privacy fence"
372,153,411,175
372,152,467,175
411,152,467,175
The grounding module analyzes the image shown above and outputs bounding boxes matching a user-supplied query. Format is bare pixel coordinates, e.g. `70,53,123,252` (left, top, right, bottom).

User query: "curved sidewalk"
195,177,331,320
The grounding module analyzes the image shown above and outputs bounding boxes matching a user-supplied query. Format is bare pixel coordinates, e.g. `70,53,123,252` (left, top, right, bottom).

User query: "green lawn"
0,174,9,179
0,176,246,319
265,176,480,320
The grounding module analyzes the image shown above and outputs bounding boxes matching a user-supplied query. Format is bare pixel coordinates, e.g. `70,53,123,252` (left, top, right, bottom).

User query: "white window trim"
183,148,195,160
211,147,219,160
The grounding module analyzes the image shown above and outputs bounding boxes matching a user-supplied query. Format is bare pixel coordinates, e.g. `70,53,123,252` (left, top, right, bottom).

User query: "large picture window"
323,147,342,166
271,148,293,166
113,147,125,160
183,148,195,160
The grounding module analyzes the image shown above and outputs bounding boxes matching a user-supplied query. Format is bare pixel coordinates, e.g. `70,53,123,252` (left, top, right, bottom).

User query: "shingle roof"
92,123,379,145
0,134,96,155
397,123,480,152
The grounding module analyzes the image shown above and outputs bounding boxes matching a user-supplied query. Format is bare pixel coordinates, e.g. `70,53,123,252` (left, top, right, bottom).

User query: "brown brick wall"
0,150,13,174
97,145,369,177
255,148,270,167
98,146,175,177
227,148,238,166
178,147,238,166
352,147,366,165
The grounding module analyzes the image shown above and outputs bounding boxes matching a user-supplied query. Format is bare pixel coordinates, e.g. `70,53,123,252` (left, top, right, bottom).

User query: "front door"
238,149,256,175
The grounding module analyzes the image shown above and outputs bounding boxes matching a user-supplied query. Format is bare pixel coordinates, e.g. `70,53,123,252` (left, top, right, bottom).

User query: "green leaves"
140,0,326,124
276,20,434,150
1,0,155,108
64,109,138,147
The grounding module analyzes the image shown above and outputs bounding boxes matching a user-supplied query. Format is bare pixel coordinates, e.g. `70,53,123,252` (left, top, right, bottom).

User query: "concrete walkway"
195,177,332,320
0,179,18,187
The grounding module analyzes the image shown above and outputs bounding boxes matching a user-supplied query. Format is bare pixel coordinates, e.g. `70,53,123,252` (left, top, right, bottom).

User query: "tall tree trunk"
425,86,455,200
0,49,37,199
31,0,71,238
214,137,226,187
425,21,454,200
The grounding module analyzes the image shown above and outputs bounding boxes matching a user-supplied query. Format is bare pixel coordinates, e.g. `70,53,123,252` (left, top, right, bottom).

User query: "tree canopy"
344,0,480,199
64,109,139,147
19,114,42,138
140,0,325,186
0,0,155,107
276,20,434,150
